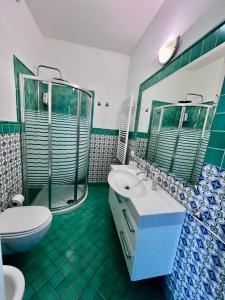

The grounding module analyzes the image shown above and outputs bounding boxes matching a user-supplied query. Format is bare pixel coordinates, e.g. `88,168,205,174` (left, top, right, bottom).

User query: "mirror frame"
134,19,225,136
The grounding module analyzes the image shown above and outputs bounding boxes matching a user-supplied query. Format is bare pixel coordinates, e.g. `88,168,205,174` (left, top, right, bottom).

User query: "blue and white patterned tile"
88,134,119,183
0,133,22,212
134,156,225,299
167,213,225,299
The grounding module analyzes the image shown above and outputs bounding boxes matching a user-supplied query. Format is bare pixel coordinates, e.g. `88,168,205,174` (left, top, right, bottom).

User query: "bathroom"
0,0,225,299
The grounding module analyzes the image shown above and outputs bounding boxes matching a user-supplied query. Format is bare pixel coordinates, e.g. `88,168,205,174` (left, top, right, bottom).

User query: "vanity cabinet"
108,186,185,281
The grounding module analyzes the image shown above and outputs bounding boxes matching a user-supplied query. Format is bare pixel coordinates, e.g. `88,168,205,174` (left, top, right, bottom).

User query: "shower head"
178,93,203,104
178,100,192,104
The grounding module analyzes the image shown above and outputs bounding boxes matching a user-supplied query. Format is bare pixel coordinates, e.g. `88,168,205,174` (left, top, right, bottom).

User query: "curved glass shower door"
50,84,92,211
20,74,92,214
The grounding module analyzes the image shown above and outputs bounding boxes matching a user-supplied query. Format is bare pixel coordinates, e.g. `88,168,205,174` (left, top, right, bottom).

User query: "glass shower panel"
77,91,92,200
154,106,182,172
171,106,214,185
146,109,161,162
50,84,78,210
190,106,216,184
22,79,49,206
171,106,203,183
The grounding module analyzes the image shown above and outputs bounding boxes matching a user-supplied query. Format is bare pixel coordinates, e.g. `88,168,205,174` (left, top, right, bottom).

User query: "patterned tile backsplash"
0,133,22,212
88,133,119,183
133,156,225,300
166,212,225,300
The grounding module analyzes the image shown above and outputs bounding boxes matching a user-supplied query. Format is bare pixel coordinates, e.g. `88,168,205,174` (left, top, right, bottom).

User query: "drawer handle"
119,231,131,258
122,209,135,232
115,193,122,203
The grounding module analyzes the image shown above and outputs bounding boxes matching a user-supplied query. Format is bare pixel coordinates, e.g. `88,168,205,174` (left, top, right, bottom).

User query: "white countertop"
110,165,186,228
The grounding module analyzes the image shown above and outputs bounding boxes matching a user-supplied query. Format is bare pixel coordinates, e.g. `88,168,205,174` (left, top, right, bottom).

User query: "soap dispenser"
152,174,158,190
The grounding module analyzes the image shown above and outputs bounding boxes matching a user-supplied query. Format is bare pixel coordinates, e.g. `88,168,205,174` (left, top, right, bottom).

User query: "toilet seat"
0,206,52,237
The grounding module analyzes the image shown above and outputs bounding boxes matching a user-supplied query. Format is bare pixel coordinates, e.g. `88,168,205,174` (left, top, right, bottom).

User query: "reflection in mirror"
146,102,216,185
135,42,225,186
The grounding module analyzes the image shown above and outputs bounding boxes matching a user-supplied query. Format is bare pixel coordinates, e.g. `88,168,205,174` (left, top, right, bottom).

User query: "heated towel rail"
117,96,133,164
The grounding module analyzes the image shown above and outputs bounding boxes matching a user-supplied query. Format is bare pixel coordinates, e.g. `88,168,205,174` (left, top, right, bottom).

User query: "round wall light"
158,36,180,65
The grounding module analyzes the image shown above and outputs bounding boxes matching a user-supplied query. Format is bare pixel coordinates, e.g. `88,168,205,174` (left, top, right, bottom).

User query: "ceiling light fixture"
158,36,180,66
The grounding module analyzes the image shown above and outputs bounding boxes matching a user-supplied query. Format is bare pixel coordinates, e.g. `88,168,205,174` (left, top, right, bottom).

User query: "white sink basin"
3,265,25,300
108,169,147,198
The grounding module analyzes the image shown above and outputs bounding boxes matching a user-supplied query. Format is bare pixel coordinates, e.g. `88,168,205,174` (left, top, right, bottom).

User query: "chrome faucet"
136,165,150,181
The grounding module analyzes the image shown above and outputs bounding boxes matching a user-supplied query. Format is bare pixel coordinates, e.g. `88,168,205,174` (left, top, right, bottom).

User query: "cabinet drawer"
109,188,135,277
117,227,135,277
121,203,138,250
109,188,138,251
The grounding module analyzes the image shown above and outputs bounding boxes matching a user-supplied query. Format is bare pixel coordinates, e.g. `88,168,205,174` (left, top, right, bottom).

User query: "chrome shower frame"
19,74,93,214
148,103,215,184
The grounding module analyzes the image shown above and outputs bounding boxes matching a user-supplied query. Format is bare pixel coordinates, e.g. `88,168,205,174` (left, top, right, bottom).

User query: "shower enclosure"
146,103,216,185
19,66,93,214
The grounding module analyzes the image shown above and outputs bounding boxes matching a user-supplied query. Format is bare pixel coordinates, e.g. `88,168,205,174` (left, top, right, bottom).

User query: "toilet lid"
0,206,52,235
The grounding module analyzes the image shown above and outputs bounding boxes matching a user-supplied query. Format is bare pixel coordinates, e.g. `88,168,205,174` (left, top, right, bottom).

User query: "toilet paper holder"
7,190,25,207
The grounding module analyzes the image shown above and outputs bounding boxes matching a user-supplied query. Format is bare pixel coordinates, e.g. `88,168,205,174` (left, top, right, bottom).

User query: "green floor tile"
93,292,105,300
82,284,99,300
36,282,60,300
59,261,73,277
31,273,48,292
90,274,104,290
4,186,166,300
82,267,95,281
49,270,64,288
62,283,80,300
23,285,35,300
44,264,58,279
75,276,88,293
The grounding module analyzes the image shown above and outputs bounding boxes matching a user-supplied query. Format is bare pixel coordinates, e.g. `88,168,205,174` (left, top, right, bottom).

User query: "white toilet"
0,206,52,255
3,265,25,300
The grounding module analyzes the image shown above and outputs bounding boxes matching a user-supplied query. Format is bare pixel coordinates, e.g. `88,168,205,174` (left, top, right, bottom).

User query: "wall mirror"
135,27,225,186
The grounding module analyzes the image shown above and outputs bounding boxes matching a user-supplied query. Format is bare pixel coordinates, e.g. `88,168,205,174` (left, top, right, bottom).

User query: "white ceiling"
25,0,164,55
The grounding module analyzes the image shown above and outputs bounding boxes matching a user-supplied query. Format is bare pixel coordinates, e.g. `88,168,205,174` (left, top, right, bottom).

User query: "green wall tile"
216,95,225,113
217,23,225,46
0,122,20,134
190,40,203,62
128,132,136,139
202,30,218,55
205,147,224,167
220,81,225,96
180,49,191,68
13,56,34,122
221,154,225,169
136,132,149,138
171,56,181,73
208,131,225,149
212,113,225,131
91,128,119,136
164,63,173,78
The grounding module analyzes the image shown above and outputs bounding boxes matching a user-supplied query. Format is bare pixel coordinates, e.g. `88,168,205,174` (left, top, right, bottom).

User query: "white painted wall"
0,0,43,121
0,2,129,130
127,0,225,129
42,37,130,129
